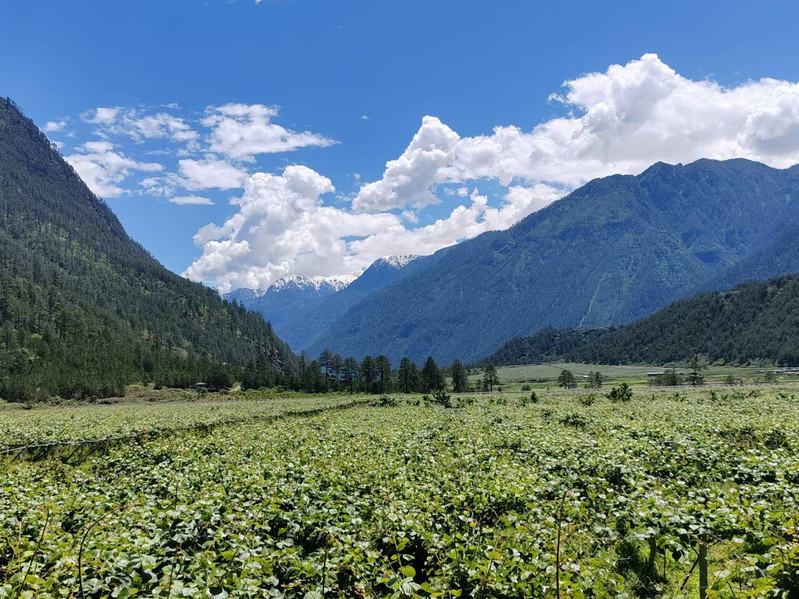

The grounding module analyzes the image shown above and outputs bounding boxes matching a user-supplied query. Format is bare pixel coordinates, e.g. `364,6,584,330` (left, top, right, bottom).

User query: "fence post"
698,542,708,599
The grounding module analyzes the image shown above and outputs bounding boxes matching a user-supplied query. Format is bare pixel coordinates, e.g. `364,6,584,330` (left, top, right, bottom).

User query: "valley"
4,7,799,594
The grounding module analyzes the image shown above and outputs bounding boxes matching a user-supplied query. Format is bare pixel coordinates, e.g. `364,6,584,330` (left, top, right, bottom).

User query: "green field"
2,386,798,597
473,362,791,390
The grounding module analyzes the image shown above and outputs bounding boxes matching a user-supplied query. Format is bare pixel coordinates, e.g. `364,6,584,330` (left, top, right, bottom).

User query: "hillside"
0,98,296,401
483,275,799,366
307,159,799,364
230,255,425,351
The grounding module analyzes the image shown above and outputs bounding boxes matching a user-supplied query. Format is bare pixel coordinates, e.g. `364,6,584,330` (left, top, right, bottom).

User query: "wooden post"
648,536,657,573
698,542,708,599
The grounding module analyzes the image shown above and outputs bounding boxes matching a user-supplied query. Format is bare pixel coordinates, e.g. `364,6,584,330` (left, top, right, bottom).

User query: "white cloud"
202,103,336,159
184,166,561,292
353,53,799,213
352,116,459,212
61,54,799,289
44,120,67,133
84,106,198,145
176,158,249,190
65,141,163,198
83,107,120,125
170,195,214,206
122,112,198,142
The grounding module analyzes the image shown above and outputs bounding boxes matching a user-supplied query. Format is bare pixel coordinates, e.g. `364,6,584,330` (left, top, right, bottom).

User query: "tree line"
278,352,501,395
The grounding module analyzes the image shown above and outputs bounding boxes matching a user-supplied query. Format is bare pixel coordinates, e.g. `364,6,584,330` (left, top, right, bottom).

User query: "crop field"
1,387,799,598
480,363,781,390
0,396,367,451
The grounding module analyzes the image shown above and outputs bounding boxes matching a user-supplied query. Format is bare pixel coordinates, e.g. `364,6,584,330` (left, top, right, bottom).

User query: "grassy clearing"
473,362,792,390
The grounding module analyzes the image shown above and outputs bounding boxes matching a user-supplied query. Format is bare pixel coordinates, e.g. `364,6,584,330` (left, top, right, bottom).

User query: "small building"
194,382,208,394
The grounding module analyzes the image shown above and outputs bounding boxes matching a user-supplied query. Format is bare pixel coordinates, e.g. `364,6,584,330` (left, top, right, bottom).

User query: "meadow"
479,363,787,390
1,386,798,598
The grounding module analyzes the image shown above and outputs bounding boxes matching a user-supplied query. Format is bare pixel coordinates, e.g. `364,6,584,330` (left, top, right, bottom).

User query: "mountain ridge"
227,255,425,351
481,274,799,367
306,158,799,364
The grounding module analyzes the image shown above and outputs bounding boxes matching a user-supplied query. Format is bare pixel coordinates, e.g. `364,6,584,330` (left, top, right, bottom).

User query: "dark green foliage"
375,354,391,394
485,275,799,367
557,369,577,389
607,383,633,402
397,357,418,393
308,158,799,364
586,371,604,388
0,98,296,401
686,352,708,385
653,368,684,386
420,356,445,392
449,359,468,393
482,363,499,392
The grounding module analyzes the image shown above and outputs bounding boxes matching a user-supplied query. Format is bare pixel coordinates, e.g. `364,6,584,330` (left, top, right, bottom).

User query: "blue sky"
4,0,799,291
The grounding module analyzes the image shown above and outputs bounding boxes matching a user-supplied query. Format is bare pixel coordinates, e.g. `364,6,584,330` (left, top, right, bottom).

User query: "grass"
470,362,795,390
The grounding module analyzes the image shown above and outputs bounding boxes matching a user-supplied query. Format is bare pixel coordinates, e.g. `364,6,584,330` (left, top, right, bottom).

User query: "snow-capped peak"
373,254,419,269
269,274,356,293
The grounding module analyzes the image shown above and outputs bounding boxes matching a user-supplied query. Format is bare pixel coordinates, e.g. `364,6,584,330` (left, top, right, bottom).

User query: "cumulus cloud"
65,141,163,198
44,120,67,133
184,166,561,292
185,54,799,289
63,54,799,287
353,53,799,213
202,103,336,160
83,107,120,125
176,158,249,190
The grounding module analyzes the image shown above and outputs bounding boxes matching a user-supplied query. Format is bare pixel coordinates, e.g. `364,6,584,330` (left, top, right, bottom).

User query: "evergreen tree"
450,360,468,393
398,357,417,393
341,357,359,394
421,356,444,392
376,355,392,394
557,369,576,389
360,355,376,393
483,364,500,392
330,353,343,391
686,352,708,386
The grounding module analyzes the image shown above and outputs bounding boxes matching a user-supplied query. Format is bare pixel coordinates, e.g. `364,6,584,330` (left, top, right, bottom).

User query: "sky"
4,1,799,292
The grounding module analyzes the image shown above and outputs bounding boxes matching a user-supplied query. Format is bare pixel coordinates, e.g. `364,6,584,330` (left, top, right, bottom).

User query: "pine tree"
421,356,444,392
450,360,468,393
483,364,500,392
360,355,376,393
376,355,392,394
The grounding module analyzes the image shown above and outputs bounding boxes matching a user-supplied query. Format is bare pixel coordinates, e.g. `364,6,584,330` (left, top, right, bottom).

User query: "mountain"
225,275,356,349
307,159,799,364
229,255,422,351
482,274,799,366
223,287,267,304
0,98,296,401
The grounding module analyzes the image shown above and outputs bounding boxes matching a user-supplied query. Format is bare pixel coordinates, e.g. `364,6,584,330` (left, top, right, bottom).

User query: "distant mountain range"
225,255,422,351
482,274,799,367
301,159,799,364
0,98,296,401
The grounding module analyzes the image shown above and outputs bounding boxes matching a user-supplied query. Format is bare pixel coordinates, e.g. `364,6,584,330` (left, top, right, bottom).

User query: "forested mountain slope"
483,275,799,366
308,159,799,364
0,98,295,401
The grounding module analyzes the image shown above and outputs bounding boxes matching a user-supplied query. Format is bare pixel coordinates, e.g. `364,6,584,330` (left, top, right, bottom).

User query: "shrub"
607,383,633,403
